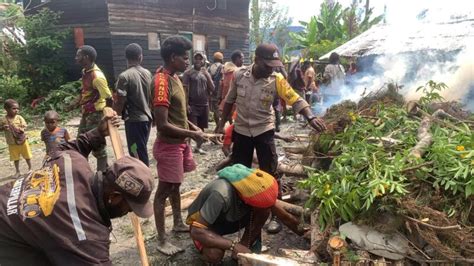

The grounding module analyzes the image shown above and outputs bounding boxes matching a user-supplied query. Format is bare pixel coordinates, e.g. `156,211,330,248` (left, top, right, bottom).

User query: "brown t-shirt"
0,129,111,265
182,68,210,106
152,68,189,144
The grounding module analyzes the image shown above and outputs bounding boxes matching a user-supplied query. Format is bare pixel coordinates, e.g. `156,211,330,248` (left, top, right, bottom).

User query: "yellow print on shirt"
19,164,61,219
260,91,273,109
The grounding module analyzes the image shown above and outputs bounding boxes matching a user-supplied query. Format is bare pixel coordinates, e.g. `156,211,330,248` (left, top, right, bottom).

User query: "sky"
274,0,473,26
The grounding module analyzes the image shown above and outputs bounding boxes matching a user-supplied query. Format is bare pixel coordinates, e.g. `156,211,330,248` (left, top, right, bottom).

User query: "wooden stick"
283,146,308,154
403,215,462,230
276,200,311,220
103,107,149,266
164,189,201,216
272,201,306,236
401,161,434,173
278,163,306,177
310,209,323,254
409,116,432,158
333,251,341,266
401,234,432,260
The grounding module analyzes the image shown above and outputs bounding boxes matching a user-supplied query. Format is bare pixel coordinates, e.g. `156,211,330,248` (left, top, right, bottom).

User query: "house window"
148,32,160,50
219,36,227,50
74,28,84,48
193,34,207,53
217,0,227,10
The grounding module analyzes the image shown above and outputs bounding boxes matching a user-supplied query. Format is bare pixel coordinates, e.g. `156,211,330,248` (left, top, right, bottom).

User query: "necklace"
237,199,254,248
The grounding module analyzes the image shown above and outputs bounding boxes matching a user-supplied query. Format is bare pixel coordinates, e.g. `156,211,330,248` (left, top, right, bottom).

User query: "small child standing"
0,99,32,177
41,110,70,155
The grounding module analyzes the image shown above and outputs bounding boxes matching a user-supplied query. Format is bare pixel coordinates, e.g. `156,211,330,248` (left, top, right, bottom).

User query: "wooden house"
28,0,250,82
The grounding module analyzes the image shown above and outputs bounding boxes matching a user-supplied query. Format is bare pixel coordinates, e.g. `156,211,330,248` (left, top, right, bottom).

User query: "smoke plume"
316,2,474,113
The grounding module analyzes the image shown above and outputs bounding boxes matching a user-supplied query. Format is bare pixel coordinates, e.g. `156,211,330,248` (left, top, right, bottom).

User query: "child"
41,110,70,155
0,99,32,178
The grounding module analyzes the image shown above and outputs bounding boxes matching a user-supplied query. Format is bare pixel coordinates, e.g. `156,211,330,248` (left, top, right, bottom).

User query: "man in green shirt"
113,43,153,166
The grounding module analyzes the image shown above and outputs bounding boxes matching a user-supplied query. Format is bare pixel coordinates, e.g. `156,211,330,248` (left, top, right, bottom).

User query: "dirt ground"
0,115,311,265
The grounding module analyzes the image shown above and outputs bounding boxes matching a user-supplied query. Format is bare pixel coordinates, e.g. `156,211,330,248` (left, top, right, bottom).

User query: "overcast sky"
274,0,473,25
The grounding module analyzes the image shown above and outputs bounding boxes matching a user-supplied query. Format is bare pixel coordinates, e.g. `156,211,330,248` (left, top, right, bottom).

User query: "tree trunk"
250,0,261,45
278,163,306,177
310,210,322,252
365,0,370,18
276,199,311,220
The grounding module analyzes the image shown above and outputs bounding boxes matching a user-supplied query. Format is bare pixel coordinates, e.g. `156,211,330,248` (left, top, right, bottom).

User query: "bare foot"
157,241,184,256
172,223,189,233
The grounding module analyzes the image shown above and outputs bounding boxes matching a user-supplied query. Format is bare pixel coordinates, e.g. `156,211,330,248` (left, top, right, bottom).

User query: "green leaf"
466,183,473,198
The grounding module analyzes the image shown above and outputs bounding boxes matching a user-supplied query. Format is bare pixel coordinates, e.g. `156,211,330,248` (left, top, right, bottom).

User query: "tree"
249,0,292,52
317,1,345,41
343,0,383,39
289,1,345,58
1,3,23,75
11,8,69,99
289,0,383,59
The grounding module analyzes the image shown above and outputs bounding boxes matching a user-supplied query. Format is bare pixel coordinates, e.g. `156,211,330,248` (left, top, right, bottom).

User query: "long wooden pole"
103,107,149,266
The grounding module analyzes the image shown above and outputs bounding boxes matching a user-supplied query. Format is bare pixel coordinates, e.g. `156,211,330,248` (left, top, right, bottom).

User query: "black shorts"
231,129,279,179
209,99,219,113
189,105,209,129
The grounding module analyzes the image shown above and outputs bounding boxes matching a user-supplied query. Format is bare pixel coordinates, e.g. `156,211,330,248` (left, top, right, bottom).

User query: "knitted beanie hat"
217,164,278,208
213,52,224,61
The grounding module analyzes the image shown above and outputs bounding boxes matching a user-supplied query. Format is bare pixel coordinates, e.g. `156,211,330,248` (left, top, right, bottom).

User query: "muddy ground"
0,115,311,265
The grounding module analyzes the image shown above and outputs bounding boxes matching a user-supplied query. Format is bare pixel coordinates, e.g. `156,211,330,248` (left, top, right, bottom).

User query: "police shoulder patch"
115,171,143,197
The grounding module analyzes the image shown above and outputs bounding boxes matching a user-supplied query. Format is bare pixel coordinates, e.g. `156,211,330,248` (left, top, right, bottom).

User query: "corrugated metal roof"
321,9,474,59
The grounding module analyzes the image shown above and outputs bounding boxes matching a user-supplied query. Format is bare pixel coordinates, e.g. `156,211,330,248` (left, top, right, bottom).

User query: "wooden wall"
27,0,250,83
107,0,250,77
28,0,114,83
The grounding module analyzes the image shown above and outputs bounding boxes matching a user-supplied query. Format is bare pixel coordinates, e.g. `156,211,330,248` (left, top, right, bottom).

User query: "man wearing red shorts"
152,36,208,256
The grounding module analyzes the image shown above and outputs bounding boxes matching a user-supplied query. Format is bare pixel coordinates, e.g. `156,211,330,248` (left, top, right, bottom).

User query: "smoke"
442,48,474,109
314,3,474,113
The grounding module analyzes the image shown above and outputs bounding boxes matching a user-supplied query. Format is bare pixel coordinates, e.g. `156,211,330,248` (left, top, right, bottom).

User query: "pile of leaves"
301,81,474,262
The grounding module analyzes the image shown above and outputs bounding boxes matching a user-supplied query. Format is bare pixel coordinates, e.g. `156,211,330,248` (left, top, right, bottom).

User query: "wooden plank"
164,189,201,216
103,107,149,266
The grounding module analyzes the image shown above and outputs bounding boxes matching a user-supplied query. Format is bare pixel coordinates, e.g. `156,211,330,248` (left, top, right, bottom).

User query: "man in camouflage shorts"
69,45,113,172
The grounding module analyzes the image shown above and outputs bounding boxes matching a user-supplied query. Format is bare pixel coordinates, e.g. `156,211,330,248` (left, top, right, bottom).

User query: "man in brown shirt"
182,52,215,154
217,44,326,234
0,114,154,265
152,36,208,256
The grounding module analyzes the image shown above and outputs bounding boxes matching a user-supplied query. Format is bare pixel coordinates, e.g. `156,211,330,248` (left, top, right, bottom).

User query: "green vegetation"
9,8,69,99
300,81,473,229
34,81,81,117
290,0,383,58
249,0,292,51
1,7,71,119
